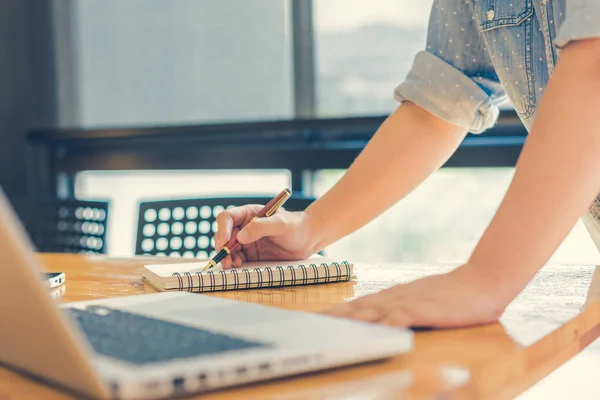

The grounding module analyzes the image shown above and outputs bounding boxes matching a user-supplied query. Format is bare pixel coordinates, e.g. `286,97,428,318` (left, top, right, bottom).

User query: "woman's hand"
214,205,321,269
322,263,507,329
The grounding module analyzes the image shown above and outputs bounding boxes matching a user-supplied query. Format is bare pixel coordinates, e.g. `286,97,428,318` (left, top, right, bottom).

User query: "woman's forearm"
306,101,468,251
468,38,600,303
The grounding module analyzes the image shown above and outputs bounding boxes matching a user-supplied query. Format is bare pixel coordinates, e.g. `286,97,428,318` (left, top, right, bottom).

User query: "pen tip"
202,259,217,271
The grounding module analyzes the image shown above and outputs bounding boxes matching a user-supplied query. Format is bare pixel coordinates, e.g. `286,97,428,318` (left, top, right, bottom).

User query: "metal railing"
27,109,526,198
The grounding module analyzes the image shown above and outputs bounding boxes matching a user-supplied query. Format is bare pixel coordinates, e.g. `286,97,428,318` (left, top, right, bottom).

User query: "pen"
201,188,292,271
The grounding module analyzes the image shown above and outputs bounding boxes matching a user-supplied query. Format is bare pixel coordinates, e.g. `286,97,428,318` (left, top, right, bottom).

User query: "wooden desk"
1,253,599,400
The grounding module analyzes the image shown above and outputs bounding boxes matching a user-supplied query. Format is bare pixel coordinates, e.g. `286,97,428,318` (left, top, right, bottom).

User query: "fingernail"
237,230,249,242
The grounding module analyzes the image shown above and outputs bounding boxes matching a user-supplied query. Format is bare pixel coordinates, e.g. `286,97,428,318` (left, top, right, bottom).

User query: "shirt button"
487,9,495,20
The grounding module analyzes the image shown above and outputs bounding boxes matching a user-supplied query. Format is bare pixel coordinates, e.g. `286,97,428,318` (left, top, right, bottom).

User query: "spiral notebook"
141,257,354,293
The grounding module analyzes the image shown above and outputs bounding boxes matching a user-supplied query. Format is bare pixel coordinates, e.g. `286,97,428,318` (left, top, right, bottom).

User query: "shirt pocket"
476,0,533,31
473,0,535,118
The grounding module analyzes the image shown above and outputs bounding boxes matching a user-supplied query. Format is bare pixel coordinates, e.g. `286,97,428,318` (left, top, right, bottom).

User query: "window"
64,0,293,127
313,0,514,117
312,168,600,265
67,1,296,256
314,0,433,117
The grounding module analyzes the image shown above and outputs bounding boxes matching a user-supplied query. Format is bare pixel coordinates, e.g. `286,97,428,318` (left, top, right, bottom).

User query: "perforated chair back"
135,196,315,258
12,198,109,254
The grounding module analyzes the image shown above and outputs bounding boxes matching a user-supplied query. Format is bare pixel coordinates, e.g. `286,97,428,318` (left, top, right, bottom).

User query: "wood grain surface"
0,253,598,400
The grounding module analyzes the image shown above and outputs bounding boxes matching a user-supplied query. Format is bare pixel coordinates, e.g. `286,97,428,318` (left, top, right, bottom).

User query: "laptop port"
235,366,247,375
198,373,207,382
258,362,270,371
172,377,185,392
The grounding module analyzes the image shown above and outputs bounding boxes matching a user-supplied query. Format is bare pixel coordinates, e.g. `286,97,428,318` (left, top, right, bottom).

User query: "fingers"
231,252,246,268
381,308,414,327
224,205,264,227
321,292,415,328
215,206,262,269
321,302,354,318
243,243,259,265
219,227,239,270
214,212,234,252
236,214,288,244
215,206,291,269
344,307,385,323
215,205,263,249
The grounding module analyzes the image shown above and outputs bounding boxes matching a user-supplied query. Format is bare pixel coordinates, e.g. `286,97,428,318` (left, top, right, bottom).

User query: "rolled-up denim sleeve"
555,0,600,49
394,0,506,134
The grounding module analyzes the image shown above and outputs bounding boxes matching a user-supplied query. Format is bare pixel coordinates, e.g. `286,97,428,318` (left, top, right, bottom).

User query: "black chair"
11,198,110,254
135,196,315,257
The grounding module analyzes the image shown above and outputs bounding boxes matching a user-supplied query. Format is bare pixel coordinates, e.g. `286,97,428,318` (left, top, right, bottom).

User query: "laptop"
0,189,413,399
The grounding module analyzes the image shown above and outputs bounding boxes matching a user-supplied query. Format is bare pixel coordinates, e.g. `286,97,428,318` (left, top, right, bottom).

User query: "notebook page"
143,261,216,277
143,256,331,278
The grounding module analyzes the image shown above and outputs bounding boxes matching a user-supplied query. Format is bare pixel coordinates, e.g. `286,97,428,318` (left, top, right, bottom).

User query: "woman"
215,0,600,328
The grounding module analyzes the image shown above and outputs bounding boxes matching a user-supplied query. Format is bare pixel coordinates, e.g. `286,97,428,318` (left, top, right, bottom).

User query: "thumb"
236,215,288,244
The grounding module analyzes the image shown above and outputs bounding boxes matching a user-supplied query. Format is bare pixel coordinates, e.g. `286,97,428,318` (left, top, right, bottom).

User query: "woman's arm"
306,102,467,253
468,38,600,303
323,38,600,329
216,101,468,269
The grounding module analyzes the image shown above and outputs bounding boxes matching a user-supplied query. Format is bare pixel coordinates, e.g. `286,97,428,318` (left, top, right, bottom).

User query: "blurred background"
2,1,599,398
4,0,596,264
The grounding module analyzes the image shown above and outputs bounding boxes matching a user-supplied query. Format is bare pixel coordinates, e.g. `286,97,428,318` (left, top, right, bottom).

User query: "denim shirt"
395,0,600,133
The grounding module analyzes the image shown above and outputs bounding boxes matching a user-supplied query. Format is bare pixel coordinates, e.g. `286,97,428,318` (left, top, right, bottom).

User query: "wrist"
302,206,332,255
457,260,528,309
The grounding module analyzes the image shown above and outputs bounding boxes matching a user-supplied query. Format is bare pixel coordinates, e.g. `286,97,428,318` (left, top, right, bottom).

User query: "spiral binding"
243,269,251,289
310,263,319,284
219,270,228,289
266,266,274,287
298,264,308,285
171,260,351,292
321,263,331,282
332,261,341,282
254,267,263,286
183,272,193,292
343,260,350,279
232,269,239,289
208,270,216,291
287,265,296,283
173,271,183,291
276,266,284,286
195,271,204,292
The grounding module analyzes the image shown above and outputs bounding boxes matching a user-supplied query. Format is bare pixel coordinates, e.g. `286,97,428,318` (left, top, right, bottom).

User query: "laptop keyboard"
66,306,268,365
